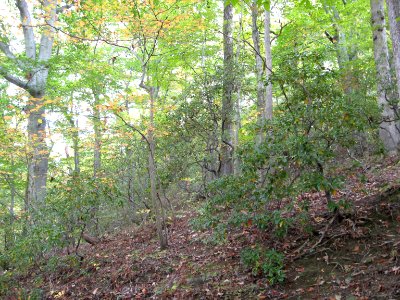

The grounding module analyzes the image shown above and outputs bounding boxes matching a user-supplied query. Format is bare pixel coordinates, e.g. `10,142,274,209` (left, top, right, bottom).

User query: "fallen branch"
82,233,100,245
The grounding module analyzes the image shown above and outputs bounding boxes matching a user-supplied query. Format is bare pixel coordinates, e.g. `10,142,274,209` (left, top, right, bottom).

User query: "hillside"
6,157,400,299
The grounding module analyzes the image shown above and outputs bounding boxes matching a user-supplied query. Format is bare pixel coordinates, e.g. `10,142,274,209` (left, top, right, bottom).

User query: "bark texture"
370,0,400,153
251,2,266,145
387,0,400,96
140,69,168,249
323,2,353,94
0,0,58,209
148,88,168,249
221,1,234,176
264,9,273,121
92,90,102,178
233,12,243,175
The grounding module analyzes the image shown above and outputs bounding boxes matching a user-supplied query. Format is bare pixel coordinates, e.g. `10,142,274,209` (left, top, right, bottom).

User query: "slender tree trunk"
66,104,80,175
233,12,243,175
387,0,400,97
123,86,137,220
65,109,80,251
332,8,350,71
91,90,102,235
221,1,234,176
323,3,352,94
5,159,16,251
92,90,102,178
126,146,137,221
264,8,273,121
370,0,400,153
148,88,168,249
251,2,266,145
72,121,80,175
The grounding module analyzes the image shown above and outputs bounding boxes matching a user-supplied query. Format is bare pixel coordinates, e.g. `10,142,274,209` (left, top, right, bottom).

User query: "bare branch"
45,21,133,51
114,111,150,148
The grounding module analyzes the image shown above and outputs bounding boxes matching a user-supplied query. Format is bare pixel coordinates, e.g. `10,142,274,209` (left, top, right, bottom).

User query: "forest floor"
9,156,400,299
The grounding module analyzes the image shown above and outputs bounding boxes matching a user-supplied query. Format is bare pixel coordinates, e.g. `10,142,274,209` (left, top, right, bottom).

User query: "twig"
293,212,340,260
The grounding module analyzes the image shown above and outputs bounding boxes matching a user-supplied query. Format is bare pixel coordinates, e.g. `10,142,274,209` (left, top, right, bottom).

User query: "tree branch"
0,42,17,60
114,111,151,148
56,4,73,14
0,41,27,70
0,66,28,90
16,0,36,60
38,0,57,61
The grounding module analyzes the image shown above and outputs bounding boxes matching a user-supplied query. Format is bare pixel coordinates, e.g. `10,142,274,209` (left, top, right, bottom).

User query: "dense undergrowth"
1,156,399,299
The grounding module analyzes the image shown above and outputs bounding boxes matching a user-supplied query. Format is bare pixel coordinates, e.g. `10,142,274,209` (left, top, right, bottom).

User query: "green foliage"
327,198,352,213
240,247,285,284
195,43,379,239
0,0,393,294
2,172,120,272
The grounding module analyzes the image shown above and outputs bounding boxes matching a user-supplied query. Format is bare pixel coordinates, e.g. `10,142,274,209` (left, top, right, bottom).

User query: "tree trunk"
332,8,350,71
148,88,168,249
233,12,243,175
90,89,102,235
5,159,16,251
92,90,102,178
26,95,49,210
387,0,400,97
66,103,80,175
370,0,400,153
323,3,353,94
221,1,234,176
0,0,57,211
264,8,273,121
72,121,80,176
126,147,137,221
251,2,266,145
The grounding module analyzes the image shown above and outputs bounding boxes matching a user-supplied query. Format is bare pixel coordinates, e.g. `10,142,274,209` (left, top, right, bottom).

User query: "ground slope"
10,157,400,299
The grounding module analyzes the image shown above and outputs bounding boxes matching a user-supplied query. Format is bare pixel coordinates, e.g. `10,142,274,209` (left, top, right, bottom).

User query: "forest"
0,0,400,298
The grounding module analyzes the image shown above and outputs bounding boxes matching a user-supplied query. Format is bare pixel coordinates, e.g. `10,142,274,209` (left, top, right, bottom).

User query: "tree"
387,0,400,96
0,0,65,211
221,0,235,176
251,0,273,145
370,0,400,153
251,0,266,144
264,6,273,121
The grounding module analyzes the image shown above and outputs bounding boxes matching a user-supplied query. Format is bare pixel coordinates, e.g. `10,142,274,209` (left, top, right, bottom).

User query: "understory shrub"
240,247,285,285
